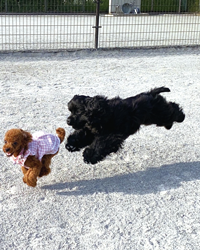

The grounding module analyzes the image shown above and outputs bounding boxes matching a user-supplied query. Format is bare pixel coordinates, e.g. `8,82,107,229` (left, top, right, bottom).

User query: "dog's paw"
23,176,37,187
27,180,37,187
83,148,100,164
65,143,80,152
23,176,27,184
26,176,37,187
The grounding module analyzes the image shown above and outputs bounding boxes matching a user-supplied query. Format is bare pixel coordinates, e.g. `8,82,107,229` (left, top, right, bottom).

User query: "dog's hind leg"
83,134,126,164
39,154,53,177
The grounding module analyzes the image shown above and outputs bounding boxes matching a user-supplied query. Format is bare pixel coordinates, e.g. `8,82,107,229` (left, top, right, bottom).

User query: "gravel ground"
0,47,200,250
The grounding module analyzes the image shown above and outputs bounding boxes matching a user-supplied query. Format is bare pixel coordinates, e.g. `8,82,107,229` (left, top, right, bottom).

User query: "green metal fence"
0,0,199,52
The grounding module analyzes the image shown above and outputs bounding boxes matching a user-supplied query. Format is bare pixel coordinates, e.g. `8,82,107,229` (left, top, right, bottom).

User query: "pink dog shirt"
11,131,60,169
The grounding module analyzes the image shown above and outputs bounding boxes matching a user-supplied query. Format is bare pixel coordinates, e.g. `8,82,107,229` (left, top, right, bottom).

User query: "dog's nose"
5,148,10,152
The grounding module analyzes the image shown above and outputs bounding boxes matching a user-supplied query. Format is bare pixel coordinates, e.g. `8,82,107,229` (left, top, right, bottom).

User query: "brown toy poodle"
3,127,65,187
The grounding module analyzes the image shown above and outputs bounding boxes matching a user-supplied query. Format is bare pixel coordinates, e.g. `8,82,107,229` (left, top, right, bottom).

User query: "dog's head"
67,95,89,130
67,95,109,131
3,129,32,158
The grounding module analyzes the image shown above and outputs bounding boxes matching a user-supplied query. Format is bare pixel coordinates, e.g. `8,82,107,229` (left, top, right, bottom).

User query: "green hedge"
0,0,198,13
187,0,199,12
141,0,199,13
0,0,109,13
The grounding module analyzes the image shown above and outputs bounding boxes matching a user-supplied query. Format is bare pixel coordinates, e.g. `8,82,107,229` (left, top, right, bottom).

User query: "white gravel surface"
0,47,200,250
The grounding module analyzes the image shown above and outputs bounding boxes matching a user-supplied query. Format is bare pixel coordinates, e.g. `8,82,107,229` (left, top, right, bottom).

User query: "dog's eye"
4,140,7,144
13,142,18,146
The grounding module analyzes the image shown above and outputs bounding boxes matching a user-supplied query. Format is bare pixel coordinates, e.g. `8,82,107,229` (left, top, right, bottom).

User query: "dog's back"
134,87,184,129
125,87,170,103
121,86,184,130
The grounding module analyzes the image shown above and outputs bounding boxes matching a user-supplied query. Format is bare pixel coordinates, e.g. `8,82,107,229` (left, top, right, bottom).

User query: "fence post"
93,0,102,49
178,0,181,13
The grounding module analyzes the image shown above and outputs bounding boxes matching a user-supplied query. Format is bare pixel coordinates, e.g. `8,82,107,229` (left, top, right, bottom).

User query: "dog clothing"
11,131,60,169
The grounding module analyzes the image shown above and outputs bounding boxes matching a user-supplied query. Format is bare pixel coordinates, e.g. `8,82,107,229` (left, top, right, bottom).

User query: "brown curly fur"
3,128,65,187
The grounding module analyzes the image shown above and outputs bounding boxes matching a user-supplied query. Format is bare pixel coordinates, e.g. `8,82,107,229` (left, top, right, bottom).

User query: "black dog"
66,87,185,164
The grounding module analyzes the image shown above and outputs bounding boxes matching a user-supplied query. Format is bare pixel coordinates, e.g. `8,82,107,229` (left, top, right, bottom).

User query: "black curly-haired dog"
65,87,185,164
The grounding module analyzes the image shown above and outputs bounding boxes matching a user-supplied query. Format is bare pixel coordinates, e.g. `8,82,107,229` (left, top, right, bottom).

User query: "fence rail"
0,0,200,52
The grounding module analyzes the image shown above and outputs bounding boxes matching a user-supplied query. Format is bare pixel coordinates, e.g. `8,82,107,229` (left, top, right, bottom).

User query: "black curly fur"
66,87,185,164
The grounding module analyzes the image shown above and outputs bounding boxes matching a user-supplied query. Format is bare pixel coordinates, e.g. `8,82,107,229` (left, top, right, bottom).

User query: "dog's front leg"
21,166,28,175
83,134,126,164
23,166,42,187
66,128,94,152
23,156,42,187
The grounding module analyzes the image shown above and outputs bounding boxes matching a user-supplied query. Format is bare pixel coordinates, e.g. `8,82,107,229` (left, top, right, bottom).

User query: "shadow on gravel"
42,161,200,195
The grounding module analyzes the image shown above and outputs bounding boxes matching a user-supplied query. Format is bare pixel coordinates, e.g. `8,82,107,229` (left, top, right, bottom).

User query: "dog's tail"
150,87,170,97
56,128,65,143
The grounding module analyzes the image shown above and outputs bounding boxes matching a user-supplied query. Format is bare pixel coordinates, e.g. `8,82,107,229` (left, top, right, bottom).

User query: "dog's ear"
20,129,32,144
87,96,107,113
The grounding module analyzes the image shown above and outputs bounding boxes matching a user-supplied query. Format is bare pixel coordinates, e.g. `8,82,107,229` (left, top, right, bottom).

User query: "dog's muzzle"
4,148,13,157
67,117,73,125
5,148,11,152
